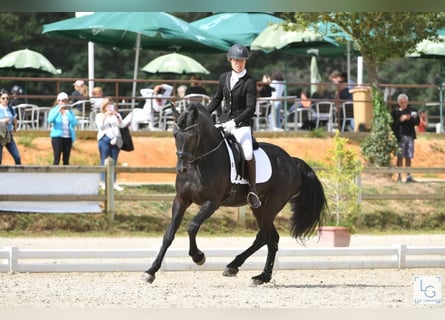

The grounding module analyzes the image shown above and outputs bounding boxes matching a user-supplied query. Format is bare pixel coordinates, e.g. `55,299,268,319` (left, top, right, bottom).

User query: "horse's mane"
176,103,213,130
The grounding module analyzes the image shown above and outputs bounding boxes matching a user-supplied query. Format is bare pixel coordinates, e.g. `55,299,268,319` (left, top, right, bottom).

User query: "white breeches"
231,125,253,160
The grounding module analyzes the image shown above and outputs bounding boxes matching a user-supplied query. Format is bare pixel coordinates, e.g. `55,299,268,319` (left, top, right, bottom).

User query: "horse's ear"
171,102,180,120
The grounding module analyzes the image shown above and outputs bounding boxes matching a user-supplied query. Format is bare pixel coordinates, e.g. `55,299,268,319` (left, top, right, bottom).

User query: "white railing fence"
1,244,444,273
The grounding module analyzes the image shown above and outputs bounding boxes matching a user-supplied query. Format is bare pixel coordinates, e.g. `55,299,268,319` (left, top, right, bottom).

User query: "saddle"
224,132,259,181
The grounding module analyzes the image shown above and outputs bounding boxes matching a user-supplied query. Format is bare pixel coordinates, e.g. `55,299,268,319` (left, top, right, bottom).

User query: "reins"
175,122,225,163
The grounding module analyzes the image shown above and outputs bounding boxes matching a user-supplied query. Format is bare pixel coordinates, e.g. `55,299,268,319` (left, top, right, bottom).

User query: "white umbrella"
310,56,322,95
141,52,210,74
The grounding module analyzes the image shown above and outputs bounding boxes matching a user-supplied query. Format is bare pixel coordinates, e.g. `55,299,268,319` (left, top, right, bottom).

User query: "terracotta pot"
318,226,351,247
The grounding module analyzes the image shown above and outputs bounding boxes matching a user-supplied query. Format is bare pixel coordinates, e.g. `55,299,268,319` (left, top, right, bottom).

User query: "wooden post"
236,206,246,226
105,157,115,224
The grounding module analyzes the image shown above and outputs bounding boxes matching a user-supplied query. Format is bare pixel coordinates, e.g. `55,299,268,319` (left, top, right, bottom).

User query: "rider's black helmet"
11,85,23,95
227,44,249,60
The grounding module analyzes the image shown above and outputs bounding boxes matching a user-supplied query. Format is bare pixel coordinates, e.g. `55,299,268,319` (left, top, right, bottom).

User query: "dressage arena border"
1,245,444,273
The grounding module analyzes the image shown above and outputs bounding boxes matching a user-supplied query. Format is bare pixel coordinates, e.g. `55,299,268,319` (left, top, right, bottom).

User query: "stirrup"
247,192,261,208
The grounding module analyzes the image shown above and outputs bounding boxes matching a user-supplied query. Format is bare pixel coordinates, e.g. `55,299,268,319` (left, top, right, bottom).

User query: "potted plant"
317,130,362,247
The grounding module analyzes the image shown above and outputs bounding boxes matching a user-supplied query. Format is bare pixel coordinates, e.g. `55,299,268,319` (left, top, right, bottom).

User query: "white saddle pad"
223,139,272,184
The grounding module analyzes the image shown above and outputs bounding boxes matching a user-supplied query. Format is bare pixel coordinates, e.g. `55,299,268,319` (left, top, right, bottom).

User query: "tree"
283,13,445,167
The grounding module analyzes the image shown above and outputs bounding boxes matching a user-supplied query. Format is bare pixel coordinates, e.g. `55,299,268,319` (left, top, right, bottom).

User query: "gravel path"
1,235,444,309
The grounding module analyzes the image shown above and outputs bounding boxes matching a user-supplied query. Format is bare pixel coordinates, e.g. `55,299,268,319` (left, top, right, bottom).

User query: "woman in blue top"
47,92,78,165
0,89,21,164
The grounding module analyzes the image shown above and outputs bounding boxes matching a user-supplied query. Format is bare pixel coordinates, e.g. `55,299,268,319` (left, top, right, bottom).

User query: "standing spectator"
95,97,125,191
391,93,420,182
47,92,78,165
416,109,428,133
269,71,286,130
257,74,274,98
0,89,21,165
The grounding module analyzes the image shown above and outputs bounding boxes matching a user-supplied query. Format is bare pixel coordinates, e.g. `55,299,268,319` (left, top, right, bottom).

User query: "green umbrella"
142,52,210,75
191,12,283,46
42,12,230,52
42,12,230,106
0,48,61,75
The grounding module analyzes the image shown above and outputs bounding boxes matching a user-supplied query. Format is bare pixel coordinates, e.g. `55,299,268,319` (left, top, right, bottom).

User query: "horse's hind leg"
143,196,191,284
187,200,218,265
251,227,279,285
224,213,279,285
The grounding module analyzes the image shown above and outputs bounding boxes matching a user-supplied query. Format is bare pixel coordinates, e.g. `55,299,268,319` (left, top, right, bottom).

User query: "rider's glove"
222,119,236,133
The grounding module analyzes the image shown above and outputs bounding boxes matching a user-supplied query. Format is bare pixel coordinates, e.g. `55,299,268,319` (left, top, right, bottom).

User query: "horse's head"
173,103,221,175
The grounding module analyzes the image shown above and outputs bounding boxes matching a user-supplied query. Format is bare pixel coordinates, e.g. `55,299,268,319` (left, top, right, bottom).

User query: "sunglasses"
1,97,9,100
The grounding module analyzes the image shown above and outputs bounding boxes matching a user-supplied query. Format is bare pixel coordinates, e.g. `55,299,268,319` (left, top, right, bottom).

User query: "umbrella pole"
131,33,141,110
88,42,94,96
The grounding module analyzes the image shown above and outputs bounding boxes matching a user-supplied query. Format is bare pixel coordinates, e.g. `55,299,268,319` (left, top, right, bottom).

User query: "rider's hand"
222,119,236,133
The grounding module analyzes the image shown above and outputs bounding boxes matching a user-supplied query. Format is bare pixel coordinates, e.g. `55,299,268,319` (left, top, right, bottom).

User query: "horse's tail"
289,157,328,241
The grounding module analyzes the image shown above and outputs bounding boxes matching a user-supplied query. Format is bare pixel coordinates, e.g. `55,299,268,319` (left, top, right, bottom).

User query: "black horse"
144,103,328,285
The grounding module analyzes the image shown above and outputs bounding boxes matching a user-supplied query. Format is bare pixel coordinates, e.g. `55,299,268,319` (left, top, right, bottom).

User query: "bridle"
175,122,225,163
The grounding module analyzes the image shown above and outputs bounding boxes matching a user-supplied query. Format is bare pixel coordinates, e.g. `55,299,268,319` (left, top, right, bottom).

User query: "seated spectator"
71,80,89,116
185,75,209,96
90,86,104,112
122,83,173,131
311,82,333,101
177,85,187,98
9,85,24,107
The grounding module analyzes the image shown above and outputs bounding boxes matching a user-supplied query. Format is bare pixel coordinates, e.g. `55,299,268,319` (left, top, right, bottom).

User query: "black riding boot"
246,157,261,208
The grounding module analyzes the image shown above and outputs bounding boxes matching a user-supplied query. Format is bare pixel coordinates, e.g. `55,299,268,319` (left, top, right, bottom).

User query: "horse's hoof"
192,252,206,265
222,267,239,277
142,272,155,284
251,273,271,285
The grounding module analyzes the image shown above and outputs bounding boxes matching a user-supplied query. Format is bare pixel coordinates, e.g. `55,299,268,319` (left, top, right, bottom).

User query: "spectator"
9,85,24,107
310,82,333,101
288,88,315,130
177,85,187,98
71,80,88,102
47,92,78,165
90,86,104,112
185,75,209,96
95,97,125,191
0,89,21,165
269,71,286,130
416,109,428,133
257,74,274,98
122,83,173,131
330,70,352,101
71,80,89,116
391,93,420,182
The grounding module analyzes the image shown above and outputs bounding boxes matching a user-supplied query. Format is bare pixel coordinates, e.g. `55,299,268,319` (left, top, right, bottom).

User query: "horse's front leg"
143,196,191,284
187,200,218,265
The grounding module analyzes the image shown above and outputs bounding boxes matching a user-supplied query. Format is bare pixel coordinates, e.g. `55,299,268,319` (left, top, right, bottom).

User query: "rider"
206,44,261,208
